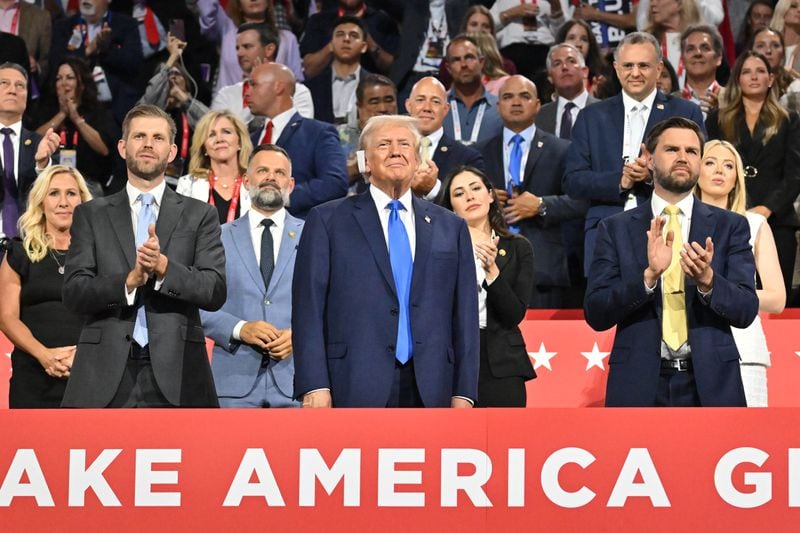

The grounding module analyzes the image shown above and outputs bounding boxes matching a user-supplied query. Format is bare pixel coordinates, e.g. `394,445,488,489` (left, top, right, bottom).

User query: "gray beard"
250,184,290,210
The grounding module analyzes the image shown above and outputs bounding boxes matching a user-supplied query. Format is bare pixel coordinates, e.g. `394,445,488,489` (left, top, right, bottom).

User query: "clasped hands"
126,224,168,291
495,188,541,224
239,321,292,359
644,216,715,292
39,345,76,379
620,152,650,191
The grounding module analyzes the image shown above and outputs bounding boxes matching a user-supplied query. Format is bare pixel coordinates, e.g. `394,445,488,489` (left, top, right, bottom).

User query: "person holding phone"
439,165,535,407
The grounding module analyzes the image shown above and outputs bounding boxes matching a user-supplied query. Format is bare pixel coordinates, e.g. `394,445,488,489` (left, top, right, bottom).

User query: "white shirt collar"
369,184,414,215
127,180,166,209
423,127,444,154
502,123,536,146
0,120,22,136
651,191,694,219
557,90,589,111
248,206,287,232
622,88,658,113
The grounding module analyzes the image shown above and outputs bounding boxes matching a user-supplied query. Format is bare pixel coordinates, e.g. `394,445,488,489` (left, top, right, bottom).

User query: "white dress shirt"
124,180,167,304
257,107,298,146
554,90,589,137
369,184,416,260
211,81,314,126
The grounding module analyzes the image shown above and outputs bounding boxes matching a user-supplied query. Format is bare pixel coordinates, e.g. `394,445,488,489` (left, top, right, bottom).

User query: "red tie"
67,0,79,13
260,121,273,145
143,7,160,48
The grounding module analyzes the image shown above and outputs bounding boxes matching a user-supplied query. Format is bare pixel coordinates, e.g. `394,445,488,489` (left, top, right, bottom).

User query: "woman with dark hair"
658,58,681,94
32,57,117,197
555,19,607,94
439,165,535,407
0,166,92,408
706,51,800,306
736,0,774,55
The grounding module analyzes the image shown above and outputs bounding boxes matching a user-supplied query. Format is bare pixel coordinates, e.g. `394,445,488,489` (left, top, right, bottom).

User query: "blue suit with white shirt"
201,209,303,406
563,90,705,274
292,187,479,407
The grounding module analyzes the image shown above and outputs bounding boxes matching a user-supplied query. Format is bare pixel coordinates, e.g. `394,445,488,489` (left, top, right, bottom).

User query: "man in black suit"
479,75,586,308
305,16,371,125
535,43,599,140
62,104,226,407
0,62,59,242
404,76,483,201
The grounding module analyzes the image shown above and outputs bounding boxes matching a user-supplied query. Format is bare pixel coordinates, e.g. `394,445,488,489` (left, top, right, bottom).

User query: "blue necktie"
132,193,155,346
507,134,524,234
387,200,413,364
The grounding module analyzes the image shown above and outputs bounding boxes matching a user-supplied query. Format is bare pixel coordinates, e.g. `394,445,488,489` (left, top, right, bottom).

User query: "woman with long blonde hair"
706,51,800,306
695,140,784,405
177,110,253,224
0,166,92,408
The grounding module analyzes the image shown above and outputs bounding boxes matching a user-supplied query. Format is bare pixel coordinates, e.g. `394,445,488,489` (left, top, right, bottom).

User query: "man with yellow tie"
585,117,758,407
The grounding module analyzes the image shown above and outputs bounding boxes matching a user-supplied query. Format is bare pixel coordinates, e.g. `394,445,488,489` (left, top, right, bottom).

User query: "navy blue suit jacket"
292,190,480,407
585,198,758,407
433,133,485,180
250,112,348,218
305,66,372,125
479,129,587,295
563,91,705,274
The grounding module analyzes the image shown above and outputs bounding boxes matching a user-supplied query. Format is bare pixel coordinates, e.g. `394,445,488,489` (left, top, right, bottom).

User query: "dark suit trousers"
476,329,527,407
771,224,797,307
108,345,171,408
655,368,701,407
386,360,424,408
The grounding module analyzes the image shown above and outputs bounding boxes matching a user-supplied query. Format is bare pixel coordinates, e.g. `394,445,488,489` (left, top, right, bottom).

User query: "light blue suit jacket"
201,210,304,399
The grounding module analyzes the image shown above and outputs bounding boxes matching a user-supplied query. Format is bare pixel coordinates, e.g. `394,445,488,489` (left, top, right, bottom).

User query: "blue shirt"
442,88,503,146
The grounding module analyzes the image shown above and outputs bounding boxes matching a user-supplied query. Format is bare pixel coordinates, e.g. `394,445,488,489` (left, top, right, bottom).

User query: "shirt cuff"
452,395,474,406
232,320,246,342
125,285,137,305
154,278,164,291
644,280,657,293
697,286,713,304
424,179,442,201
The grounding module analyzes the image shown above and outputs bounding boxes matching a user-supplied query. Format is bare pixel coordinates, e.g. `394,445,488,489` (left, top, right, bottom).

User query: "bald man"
248,62,347,218
404,76,483,201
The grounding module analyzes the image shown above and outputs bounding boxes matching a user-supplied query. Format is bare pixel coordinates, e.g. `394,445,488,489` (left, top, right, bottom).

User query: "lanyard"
59,127,79,147
661,34,684,78
450,101,486,145
207,172,242,223
179,112,189,160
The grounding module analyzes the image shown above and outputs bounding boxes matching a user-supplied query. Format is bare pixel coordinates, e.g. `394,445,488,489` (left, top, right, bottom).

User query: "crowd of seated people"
0,0,798,409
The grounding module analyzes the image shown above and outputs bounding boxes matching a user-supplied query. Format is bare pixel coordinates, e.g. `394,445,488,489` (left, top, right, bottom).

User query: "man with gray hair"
201,144,303,408
563,32,705,276
536,43,599,139
292,114,479,408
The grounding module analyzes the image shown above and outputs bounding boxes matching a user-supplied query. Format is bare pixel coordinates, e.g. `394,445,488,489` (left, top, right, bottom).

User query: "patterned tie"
260,121,273,145
132,193,155,346
662,205,688,350
260,218,275,289
387,200,413,364
559,102,576,140
1,127,18,238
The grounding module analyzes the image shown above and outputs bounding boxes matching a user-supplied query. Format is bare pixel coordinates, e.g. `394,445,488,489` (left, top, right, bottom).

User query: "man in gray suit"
535,43,598,140
62,104,226,407
201,145,302,408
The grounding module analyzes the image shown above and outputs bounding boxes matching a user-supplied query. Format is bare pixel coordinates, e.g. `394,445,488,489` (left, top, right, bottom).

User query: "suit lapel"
433,136,452,169
686,198,715,322
522,130,546,191
353,192,396,296
410,196,432,297
276,113,303,146
644,92,670,135
269,214,302,295
495,236,511,273
627,202,653,278
230,216,263,291
485,136,505,190
18,129,37,200
107,190,136,269
608,94,626,151
156,188,184,251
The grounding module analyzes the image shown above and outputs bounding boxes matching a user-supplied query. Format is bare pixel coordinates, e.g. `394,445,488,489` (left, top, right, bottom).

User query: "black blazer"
535,94,600,136
484,235,536,381
305,65,372,125
706,110,800,227
479,129,587,292
433,133,485,181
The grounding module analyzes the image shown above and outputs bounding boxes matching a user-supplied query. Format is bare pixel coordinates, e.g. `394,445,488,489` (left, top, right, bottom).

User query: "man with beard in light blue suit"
202,144,302,408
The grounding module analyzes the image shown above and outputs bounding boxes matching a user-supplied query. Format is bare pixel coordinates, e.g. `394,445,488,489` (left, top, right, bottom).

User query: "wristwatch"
538,197,547,217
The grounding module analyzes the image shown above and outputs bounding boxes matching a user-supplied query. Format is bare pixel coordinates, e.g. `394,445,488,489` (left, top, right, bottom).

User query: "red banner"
2,409,800,531
3,311,800,409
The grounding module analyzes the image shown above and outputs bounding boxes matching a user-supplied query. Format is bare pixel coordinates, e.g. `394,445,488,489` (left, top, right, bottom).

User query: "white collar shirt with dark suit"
291,188,479,407
0,122,42,237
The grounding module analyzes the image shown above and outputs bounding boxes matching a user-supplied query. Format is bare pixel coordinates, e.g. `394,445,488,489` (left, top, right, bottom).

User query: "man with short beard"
201,144,303,408
62,104,226,408
585,116,758,407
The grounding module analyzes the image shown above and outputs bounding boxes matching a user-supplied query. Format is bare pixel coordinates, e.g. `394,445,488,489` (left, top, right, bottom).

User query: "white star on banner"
529,342,557,371
581,342,610,371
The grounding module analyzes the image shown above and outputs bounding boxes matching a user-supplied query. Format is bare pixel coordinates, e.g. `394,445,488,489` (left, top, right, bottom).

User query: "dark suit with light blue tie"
201,211,303,407
292,190,479,407
563,91,705,274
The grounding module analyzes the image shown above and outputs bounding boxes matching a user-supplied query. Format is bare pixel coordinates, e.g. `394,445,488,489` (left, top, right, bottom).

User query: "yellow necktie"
419,137,432,170
662,205,688,350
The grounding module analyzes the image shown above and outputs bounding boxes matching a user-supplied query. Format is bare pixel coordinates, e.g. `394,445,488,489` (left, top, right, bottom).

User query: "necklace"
50,249,66,275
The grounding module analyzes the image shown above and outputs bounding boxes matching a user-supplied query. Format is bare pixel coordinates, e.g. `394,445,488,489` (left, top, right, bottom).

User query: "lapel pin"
24,139,31,146
656,104,665,110
424,216,431,224
440,146,448,152
537,141,543,148
288,231,296,238
499,249,506,257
